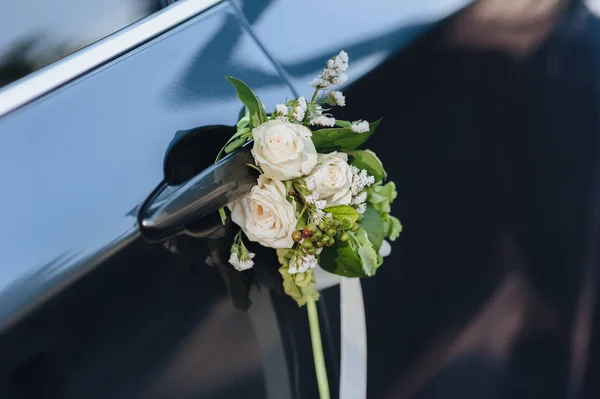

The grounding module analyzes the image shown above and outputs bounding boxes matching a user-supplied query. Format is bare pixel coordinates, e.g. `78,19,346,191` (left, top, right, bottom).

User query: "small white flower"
228,251,256,271
229,252,238,266
310,51,350,89
334,57,347,71
350,120,370,133
314,199,327,210
293,106,306,121
298,96,307,110
350,166,375,195
329,91,345,106
312,208,325,224
310,115,336,127
297,96,307,110
298,254,319,273
310,77,330,89
334,73,348,85
275,104,288,115
356,203,367,214
305,192,319,204
308,104,323,118
305,176,316,191
290,96,308,121
240,252,256,271
321,68,336,79
288,252,318,275
276,116,290,123
351,191,367,205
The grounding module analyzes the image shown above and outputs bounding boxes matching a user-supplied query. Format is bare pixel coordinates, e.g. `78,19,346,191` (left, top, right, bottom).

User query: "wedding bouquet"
218,51,401,398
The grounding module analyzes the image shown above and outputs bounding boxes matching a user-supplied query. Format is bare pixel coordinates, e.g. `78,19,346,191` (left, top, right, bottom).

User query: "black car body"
1,0,600,398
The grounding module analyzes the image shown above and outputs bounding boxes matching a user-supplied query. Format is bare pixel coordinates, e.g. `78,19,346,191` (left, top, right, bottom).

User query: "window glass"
0,0,163,88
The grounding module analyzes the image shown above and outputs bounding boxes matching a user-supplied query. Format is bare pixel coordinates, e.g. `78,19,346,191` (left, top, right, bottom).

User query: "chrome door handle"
138,147,255,242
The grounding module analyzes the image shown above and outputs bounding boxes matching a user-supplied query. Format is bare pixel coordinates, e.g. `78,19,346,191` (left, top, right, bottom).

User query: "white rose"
308,152,353,206
228,175,296,249
251,119,317,181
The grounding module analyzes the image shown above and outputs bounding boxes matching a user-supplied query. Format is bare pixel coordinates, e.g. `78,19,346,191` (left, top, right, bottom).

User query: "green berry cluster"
291,217,360,253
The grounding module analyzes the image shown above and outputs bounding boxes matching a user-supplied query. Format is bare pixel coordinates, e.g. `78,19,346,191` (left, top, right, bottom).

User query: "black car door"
0,1,320,398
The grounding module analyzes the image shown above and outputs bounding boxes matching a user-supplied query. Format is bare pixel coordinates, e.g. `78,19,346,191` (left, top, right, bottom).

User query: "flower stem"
311,89,320,105
307,298,330,399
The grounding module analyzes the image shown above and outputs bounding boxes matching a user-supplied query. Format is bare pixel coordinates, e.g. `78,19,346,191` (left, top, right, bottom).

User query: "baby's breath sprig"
228,231,255,271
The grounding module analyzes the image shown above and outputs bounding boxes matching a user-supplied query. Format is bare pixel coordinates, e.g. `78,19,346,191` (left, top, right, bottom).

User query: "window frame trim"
0,0,223,118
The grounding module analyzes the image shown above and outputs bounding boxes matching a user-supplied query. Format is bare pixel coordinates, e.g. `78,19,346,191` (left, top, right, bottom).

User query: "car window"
0,0,164,88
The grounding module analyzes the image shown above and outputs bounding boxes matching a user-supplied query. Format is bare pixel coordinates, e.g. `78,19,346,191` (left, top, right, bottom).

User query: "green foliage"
368,181,397,214
347,149,387,182
277,249,319,306
359,205,384,250
225,76,267,129
311,119,381,152
354,228,381,276
383,214,403,241
319,239,365,277
324,205,360,230
318,225,382,277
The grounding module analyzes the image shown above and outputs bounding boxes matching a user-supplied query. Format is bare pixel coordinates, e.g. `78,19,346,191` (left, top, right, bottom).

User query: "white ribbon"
315,268,368,399
339,277,367,399
250,270,368,399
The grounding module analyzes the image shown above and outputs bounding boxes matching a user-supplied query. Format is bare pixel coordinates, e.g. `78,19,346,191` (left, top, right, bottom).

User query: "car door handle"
138,147,255,242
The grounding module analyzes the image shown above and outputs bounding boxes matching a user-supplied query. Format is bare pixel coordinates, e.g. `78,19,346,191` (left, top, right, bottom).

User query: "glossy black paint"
234,0,471,96
0,2,332,397
0,2,288,330
0,0,165,88
4,0,600,398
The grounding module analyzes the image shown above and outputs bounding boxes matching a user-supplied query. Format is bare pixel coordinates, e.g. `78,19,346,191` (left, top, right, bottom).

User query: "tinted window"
0,0,163,88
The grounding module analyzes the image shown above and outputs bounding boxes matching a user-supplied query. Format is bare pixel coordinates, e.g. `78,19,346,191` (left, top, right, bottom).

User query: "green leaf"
277,249,319,306
360,205,384,250
318,224,384,278
367,181,397,214
292,179,311,197
324,205,360,230
284,180,293,194
251,113,261,128
312,119,381,152
376,253,384,268
237,108,250,129
296,208,308,230
385,214,403,241
218,207,227,225
354,228,380,276
279,265,319,306
245,163,262,173
224,136,248,154
319,240,366,277
335,120,351,128
225,76,267,128
347,149,387,182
